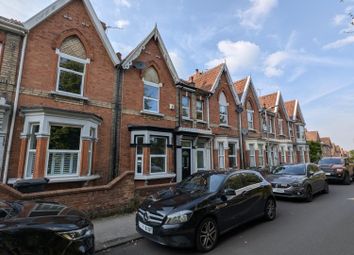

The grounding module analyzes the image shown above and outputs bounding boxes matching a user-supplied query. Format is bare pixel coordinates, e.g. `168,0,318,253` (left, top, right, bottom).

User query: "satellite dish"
241,128,248,135
133,61,145,69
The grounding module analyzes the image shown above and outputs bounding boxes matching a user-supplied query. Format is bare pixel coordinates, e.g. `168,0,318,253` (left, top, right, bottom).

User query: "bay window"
196,142,205,170
150,136,167,174
258,144,264,167
47,125,81,176
25,124,39,178
228,143,237,168
249,144,256,167
280,147,286,163
218,142,225,169
135,136,144,175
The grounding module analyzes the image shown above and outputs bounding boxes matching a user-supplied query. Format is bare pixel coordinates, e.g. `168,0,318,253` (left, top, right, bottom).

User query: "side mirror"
307,171,314,177
224,188,236,196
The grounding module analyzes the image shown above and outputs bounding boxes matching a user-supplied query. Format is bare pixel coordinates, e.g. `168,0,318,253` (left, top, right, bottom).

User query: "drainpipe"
237,105,244,169
2,33,28,183
111,66,123,180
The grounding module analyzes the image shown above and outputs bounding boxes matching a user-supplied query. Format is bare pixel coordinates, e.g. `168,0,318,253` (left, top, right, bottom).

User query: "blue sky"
1,0,354,150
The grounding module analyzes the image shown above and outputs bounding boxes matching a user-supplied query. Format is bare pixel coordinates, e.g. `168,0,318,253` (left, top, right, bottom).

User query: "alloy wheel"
197,218,218,252
265,199,276,220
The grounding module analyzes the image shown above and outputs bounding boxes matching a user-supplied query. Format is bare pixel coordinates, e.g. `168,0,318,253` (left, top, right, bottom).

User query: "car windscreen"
273,165,306,175
319,158,344,165
177,173,226,193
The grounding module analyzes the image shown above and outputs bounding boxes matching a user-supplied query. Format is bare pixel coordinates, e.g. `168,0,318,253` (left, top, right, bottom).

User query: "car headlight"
57,225,93,241
165,210,193,225
291,182,302,188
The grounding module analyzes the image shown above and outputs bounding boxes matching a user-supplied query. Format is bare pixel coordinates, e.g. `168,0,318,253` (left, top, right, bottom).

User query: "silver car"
266,163,329,202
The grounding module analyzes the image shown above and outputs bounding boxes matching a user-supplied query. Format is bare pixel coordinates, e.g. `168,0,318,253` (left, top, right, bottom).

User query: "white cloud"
238,0,278,30
264,51,289,77
113,0,131,8
332,14,347,26
115,19,130,29
206,40,261,75
169,51,185,77
287,67,306,82
111,41,133,57
323,35,354,49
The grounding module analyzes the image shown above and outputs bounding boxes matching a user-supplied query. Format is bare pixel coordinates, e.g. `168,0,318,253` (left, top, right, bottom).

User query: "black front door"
182,148,191,180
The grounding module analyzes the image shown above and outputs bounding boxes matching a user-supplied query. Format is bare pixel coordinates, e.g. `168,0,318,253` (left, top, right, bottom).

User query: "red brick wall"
119,38,177,173
7,0,116,185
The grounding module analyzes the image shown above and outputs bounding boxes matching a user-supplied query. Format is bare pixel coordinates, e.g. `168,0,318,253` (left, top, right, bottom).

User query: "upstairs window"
182,96,190,118
246,101,254,130
269,117,274,133
278,118,284,135
143,67,161,113
196,100,203,120
219,92,228,125
56,36,89,96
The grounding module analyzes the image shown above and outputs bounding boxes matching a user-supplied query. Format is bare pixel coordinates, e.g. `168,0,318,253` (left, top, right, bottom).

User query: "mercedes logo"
144,212,150,221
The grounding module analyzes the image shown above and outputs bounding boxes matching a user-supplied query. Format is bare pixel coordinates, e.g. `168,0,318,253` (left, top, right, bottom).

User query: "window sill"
219,124,230,128
196,120,207,124
248,128,257,132
140,110,165,117
134,173,176,180
8,175,100,185
182,117,193,122
50,91,89,101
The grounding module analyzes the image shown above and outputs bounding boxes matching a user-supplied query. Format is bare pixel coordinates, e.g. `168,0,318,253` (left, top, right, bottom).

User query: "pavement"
96,184,354,255
93,212,141,252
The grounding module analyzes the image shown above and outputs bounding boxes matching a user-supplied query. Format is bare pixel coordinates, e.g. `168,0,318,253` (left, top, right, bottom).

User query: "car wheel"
196,217,218,252
264,198,276,221
322,181,329,194
343,172,351,185
305,186,313,202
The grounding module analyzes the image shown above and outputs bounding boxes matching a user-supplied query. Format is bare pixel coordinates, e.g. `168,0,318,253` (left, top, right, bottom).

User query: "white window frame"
24,123,39,179
87,127,96,176
228,143,238,168
300,148,305,163
288,146,293,163
247,110,254,130
55,49,89,97
196,147,206,171
218,142,225,169
258,144,264,167
182,96,190,119
46,124,81,177
280,147,286,163
150,136,167,174
143,79,161,114
278,118,284,135
249,144,256,167
196,100,204,121
219,92,228,125
135,135,144,176
269,117,274,133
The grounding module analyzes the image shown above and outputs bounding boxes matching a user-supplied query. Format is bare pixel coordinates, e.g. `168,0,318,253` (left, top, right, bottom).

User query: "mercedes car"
0,200,94,255
136,170,276,252
267,163,329,202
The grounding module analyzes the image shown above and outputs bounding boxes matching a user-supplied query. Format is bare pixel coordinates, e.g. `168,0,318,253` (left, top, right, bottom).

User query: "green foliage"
307,141,322,163
49,126,81,150
349,150,354,163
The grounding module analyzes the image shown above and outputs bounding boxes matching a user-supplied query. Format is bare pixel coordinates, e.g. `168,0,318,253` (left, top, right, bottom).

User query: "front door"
182,148,191,180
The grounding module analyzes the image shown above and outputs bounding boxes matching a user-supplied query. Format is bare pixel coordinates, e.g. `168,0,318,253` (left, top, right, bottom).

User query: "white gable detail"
240,76,262,111
23,0,120,65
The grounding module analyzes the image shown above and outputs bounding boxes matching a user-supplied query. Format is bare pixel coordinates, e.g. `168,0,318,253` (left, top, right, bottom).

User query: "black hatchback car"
267,163,329,202
0,200,94,255
136,170,276,252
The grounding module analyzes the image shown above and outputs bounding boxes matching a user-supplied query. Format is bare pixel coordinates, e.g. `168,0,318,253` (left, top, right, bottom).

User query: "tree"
307,141,322,163
349,150,354,163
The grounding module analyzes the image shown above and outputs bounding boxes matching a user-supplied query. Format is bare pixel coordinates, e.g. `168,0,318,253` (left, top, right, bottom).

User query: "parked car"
136,170,276,252
0,200,94,255
318,157,353,185
267,163,329,202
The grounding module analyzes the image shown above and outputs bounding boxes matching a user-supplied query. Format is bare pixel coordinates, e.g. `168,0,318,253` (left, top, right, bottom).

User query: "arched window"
246,100,254,129
219,92,228,125
143,67,161,113
56,36,89,96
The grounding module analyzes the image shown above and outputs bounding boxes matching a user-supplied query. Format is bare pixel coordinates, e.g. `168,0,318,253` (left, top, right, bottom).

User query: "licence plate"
325,173,331,176
139,221,153,234
273,188,285,193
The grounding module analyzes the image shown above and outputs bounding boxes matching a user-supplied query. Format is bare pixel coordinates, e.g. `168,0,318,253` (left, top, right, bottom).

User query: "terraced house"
0,0,313,196
0,0,120,189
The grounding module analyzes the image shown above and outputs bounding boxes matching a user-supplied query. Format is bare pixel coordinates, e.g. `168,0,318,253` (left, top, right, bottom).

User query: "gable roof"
121,25,179,83
306,131,321,142
234,76,261,110
285,100,296,119
293,99,305,123
320,137,332,146
259,91,290,120
23,0,119,65
188,63,240,104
